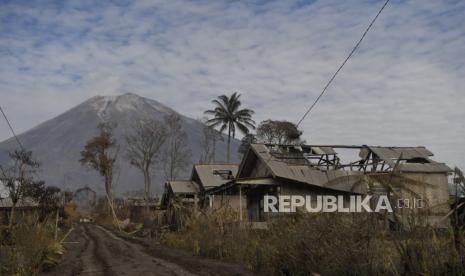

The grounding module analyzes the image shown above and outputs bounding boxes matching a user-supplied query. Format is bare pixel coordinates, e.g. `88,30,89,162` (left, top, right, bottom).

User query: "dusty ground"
43,223,254,276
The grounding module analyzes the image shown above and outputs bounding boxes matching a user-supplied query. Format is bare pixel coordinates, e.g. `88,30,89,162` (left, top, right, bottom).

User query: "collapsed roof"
237,144,366,194
361,146,451,173
253,144,451,173
233,144,452,194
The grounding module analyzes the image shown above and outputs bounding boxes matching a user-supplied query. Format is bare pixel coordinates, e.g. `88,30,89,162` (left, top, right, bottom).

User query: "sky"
0,0,464,169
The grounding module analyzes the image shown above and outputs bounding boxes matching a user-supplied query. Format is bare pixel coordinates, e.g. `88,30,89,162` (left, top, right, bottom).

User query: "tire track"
79,224,112,275
84,224,196,276
44,223,254,276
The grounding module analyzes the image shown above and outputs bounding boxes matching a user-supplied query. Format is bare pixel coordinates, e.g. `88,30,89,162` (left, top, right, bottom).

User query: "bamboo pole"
239,184,242,223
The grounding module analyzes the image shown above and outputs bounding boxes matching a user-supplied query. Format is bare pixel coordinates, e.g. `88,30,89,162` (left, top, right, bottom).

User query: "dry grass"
0,217,64,276
0,198,83,275
162,209,465,275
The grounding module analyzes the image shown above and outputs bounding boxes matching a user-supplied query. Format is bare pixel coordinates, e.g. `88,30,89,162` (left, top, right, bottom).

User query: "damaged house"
190,164,243,211
161,164,240,226
161,164,239,210
161,180,200,227
161,180,200,208
211,144,451,227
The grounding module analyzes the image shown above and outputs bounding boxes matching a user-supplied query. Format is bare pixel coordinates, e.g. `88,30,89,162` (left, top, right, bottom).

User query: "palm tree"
204,92,255,163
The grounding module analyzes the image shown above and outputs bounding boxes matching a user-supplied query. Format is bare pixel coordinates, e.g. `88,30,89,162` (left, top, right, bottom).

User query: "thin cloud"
0,0,464,168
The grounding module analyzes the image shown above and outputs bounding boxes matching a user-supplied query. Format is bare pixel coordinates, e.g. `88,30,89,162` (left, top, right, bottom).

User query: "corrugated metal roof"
167,181,200,194
249,144,365,193
368,146,433,160
366,146,451,173
399,163,452,173
233,144,451,195
193,164,239,188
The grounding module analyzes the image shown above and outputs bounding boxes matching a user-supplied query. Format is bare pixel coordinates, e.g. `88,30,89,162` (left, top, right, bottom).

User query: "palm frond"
229,93,242,112
211,99,228,113
216,95,230,107
235,108,255,116
219,124,227,133
235,122,251,135
204,109,218,115
204,92,255,140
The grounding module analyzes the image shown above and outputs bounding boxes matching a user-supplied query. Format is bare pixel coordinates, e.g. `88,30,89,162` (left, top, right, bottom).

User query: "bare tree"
125,119,167,209
0,149,40,227
198,118,223,164
162,114,191,181
79,123,119,222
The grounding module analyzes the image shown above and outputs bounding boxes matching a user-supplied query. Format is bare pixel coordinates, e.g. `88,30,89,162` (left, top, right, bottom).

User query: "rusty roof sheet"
167,181,200,194
193,164,239,188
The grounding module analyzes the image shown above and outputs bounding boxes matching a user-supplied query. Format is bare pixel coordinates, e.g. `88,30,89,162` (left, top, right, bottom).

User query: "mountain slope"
0,93,240,195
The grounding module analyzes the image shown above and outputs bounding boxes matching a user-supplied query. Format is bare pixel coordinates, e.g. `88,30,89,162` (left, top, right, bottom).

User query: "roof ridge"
195,163,239,166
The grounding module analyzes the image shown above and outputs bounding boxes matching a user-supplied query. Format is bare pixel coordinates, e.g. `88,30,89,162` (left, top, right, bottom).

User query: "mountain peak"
88,92,140,102
115,92,142,102
120,92,139,97
87,93,174,120
0,93,240,195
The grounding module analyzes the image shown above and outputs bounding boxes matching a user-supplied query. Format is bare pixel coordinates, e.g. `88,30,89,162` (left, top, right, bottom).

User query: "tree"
204,92,255,163
163,114,191,181
125,120,167,209
238,133,256,157
79,123,119,221
26,181,61,220
198,118,223,164
256,119,303,145
0,149,40,227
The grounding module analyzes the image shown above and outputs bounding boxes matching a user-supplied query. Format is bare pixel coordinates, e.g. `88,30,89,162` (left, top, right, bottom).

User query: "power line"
0,105,43,182
296,0,391,127
0,105,24,150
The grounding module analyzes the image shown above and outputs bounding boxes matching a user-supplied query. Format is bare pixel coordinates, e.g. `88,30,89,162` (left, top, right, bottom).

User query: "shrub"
0,218,63,275
162,209,465,275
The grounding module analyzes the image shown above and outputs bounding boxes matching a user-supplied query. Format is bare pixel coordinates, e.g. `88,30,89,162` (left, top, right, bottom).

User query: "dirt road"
43,223,254,276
